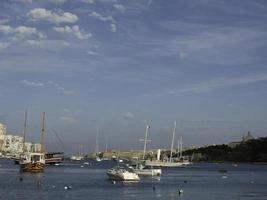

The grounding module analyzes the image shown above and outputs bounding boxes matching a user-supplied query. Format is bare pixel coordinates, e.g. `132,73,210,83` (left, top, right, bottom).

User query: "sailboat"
145,121,192,167
20,112,46,173
70,144,84,161
130,125,162,176
94,128,102,162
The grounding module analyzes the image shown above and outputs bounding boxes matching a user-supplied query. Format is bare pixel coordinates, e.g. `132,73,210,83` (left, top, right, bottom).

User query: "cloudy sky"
0,0,267,154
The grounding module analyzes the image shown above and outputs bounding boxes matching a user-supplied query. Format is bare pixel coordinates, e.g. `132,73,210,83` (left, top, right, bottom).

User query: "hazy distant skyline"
0,0,267,154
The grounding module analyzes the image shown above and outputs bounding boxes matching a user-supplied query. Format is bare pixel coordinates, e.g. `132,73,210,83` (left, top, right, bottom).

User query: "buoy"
81,165,84,168
37,180,41,188
52,185,56,189
178,189,183,195
64,186,68,190
112,180,116,184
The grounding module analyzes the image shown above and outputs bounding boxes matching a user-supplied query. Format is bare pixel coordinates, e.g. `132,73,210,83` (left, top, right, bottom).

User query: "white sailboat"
131,125,162,176
145,121,192,167
95,128,102,161
20,112,46,173
70,144,84,161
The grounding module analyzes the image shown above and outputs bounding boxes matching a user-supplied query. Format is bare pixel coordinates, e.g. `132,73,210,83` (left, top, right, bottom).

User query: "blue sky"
0,0,267,154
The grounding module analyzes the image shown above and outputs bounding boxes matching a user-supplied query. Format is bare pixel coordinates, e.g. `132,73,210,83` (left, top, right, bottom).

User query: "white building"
3,134,23,156
0,122,43,157
0,123,7,152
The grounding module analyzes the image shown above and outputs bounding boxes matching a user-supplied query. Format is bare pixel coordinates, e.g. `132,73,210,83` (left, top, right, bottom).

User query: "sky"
0,0,267,155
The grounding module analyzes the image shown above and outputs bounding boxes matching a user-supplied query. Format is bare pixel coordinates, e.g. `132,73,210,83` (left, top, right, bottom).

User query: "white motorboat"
106,166,140,181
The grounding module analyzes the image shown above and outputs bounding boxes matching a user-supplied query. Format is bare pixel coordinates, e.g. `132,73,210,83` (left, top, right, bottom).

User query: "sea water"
0,159,266,200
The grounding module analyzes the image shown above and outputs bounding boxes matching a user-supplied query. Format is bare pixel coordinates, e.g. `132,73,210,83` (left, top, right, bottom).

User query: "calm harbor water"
0,159,266,200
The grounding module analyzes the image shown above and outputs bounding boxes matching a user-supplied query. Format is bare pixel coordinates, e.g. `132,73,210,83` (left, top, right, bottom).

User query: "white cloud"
81,0,94,3
113,4,126,12
110,23,116,32
21,80,76,95
0,19,9,24
49,0,67,4
0,25,43,39
60,116,76,123
53,25,91,39
13,0,32,3
0,42,10,49
63,108,70,113
21,80,45,87
63,90,76,95
89,11,114,22
89,11,117,32
28,8,78,24
165,73,267,96
26,40,41,46
87,50,99,55
122,112,135,120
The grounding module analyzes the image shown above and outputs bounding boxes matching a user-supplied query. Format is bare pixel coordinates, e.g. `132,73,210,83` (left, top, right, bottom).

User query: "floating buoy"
112,180,116,184
37,180,41,188
64,186,68,190
52,185,56,189
178,189,183,195
81,165,84,168
221,175,228,179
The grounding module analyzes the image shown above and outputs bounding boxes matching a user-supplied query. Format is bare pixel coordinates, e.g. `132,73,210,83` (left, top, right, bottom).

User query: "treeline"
184,137,267,162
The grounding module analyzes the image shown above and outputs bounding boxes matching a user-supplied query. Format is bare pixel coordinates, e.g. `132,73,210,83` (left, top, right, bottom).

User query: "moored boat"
106,166,140,181
19,111,46,173
132,162,162,176
20,152,45,172
45,152,64,165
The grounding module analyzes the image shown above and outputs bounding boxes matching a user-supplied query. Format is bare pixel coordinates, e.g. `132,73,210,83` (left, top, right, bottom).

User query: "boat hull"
45,157,63,165
106,168,140,181
145,160,191,167
134,168,162,176
20,162,45,173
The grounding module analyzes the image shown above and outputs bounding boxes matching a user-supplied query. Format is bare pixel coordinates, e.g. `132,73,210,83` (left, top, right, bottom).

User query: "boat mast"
105,136,108,153
95,128,99,156
22,110,27,152
180,135,183,159
169,121,176,162
142,125,150,160
40,112,45,153
177,138,180,159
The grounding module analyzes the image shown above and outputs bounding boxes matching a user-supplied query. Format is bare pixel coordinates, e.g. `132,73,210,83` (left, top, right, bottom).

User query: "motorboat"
70,155,84,161
106,166,140,181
